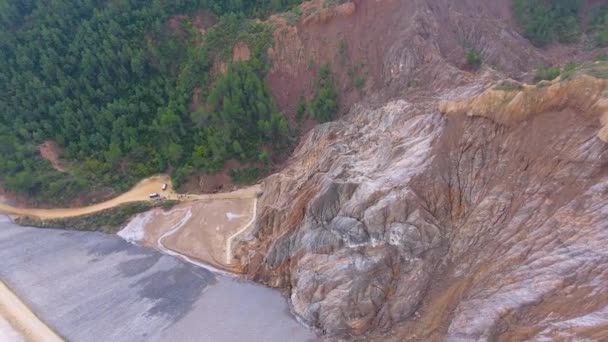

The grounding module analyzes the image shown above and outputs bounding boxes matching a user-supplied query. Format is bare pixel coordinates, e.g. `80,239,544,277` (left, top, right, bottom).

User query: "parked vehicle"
149,193,160,199
162,183,167,191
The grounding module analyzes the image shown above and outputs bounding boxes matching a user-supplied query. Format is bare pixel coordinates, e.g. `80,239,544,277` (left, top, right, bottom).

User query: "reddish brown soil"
190,87,204,112
265,0,608,125
266,0,369,126
38,141,67,173
232,42,251,62
0,186,28,208
180,159,250,194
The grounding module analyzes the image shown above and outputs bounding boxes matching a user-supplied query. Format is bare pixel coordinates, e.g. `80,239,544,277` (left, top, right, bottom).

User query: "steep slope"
267,0,546,117
236,70,608,340
232,0,608,339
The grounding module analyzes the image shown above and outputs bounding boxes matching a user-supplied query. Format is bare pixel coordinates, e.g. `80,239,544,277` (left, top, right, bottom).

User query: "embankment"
0,281,63,342
15,200,177,234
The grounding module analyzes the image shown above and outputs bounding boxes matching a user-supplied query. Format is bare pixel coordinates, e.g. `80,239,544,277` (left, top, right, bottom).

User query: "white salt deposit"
117,211,153,243
225,212,242,221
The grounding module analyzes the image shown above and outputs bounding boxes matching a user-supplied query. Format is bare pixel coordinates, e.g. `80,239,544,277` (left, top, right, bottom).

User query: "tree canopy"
513,0,583,46
0,0,300,203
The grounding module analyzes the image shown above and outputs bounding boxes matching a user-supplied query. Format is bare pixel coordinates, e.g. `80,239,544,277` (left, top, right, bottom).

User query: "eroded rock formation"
235,68,608,339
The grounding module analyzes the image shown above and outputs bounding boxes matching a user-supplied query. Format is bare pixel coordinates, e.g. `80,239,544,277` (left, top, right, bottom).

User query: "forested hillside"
513,0,608,47
0,0,302,204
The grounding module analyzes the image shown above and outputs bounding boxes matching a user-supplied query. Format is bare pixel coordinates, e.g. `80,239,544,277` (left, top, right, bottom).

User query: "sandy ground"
119,196,257,270
0,220,315,342
0,175,261,220
0,281,63,342
38,141,67,173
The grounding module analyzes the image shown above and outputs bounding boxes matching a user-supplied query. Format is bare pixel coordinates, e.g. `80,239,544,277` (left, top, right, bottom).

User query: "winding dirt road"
0,176,177,219
225,197,257,264
0,175,261,220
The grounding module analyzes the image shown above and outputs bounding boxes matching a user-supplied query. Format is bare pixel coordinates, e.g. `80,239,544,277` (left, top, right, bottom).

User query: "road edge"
0,280,64,342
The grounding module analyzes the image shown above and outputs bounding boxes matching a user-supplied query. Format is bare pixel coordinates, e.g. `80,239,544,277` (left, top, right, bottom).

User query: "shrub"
494,80,524,91
596,29,608,47
560,62,577,80
229,167,261,184
589,5,608,47
534,65,561,82
513,0,582,46
338,39,347,62
15,200,178,234
310,64,339,123
296,96,307,122
348,62,367,91
466,49,482,69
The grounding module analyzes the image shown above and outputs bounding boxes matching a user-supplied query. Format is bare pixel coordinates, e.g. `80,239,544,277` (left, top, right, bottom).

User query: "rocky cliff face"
236,72,608,340
235,0,608,340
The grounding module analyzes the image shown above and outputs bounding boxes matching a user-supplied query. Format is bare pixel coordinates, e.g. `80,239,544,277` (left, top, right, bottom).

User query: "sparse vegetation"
589,4,608,47
494,80,524,91
513,0,583,46
348,62,367,91
560,62,577,80
310,64,339,123
338,38,348,62
597,30,608,47
15,200,178,234
532,63,578,83
296,96,307,122
408,79,420,89
466,48,483,69
324,0,349,8
583,62,608,79
283,5,302,25
354,76,366,90
534,65,562,82
229,167,261,185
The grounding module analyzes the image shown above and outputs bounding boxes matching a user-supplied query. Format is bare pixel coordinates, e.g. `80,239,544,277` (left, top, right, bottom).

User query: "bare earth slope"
229,1,608,338
267,0,546,117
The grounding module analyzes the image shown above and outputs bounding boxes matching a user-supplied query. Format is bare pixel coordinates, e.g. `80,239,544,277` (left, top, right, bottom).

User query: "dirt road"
0,176,176,219
0,175,261,220
225,197,257,264
0,281,63,342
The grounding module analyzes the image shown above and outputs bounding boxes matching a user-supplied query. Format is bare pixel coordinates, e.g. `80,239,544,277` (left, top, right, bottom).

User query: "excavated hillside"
231,0,608,340
266,0,547,117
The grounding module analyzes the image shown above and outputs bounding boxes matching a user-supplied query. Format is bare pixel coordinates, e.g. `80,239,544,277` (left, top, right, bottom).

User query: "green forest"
0,0,302,203
513,0,608,47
